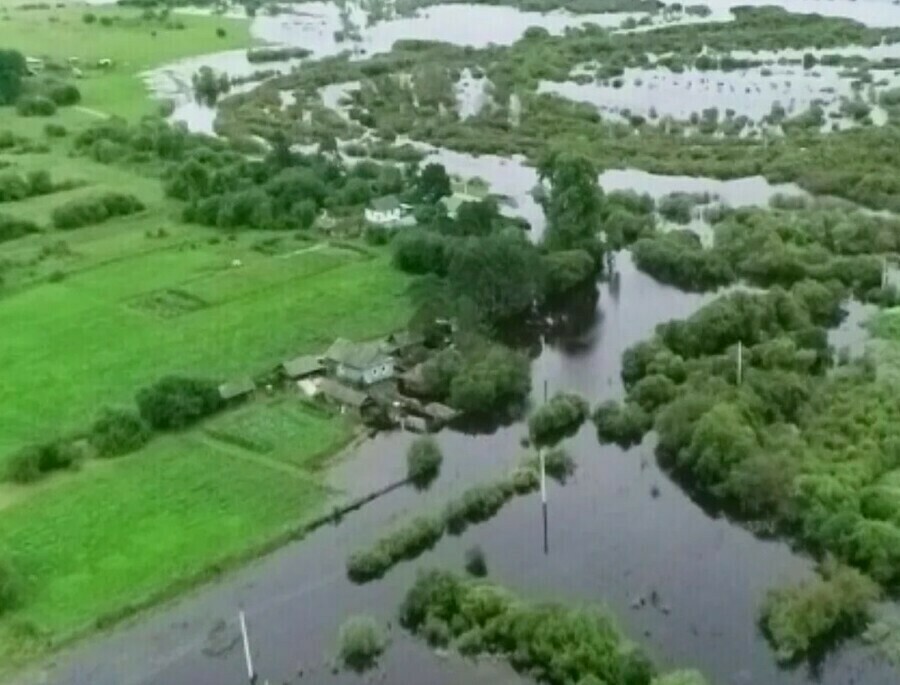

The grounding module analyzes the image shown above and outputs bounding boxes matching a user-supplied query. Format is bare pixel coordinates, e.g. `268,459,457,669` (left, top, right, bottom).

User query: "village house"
317,378,375,415
218,377,255,404
280,354,323,380
324,338,395,386
364,195,402,225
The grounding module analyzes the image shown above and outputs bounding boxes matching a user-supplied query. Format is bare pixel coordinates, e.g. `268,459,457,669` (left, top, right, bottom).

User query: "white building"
364,195,403,225
325,338,395,386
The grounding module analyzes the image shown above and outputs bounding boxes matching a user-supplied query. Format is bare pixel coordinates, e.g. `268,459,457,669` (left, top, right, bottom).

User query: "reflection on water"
27,254,897,685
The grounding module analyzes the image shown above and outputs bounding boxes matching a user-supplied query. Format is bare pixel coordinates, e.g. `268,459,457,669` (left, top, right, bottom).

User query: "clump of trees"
347,462,543,583
89,408,151,457
5,438,83,484
0,49,26,105
16,95,56,117
760,562,880,662
52,192,145,229
406,437,443,490
192,66,231,106
399,569,658,685
528,392,590,447
247,46,312,63
336,615,387,672
135,376,223,430
0,169,79,203
0,213,38,243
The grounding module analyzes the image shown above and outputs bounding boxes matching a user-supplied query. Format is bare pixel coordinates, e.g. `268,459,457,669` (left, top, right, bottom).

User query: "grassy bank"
0,4,252,122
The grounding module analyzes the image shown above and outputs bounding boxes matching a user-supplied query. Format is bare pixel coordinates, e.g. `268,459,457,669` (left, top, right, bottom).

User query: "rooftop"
325,338,392,370
369,195,401,212
318,378,371,408
281,355,323,378
218,377,256,400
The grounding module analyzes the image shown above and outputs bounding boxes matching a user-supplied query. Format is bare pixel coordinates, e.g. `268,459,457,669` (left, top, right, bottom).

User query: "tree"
417,162,451,203
447,234,542,323
90,408,151,457
135,376,223,430
542,249,596,299
0,50,25,105
337,615,387,672
538,153,604,256
528,393,590,448
448,345,530,416
407,437,443,490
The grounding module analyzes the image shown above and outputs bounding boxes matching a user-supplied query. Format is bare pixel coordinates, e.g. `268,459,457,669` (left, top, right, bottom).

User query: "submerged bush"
528,392,590,448
337,615,386,672
593,401,652,448
760,563,880,662
407,436,443,490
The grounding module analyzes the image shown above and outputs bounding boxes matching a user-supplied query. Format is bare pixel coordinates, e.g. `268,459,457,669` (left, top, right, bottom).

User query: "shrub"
0,213,37,243
90,408,151,457
52,192,144,229
407,437,443,490
528,392,590,447
46,82,80,106
5,439,81,483
444,482,512,535
347,515,445,583
16,95,56,116
337,615,386,672
82,11,96,23
593,401,652,448
0,557,21,615
5,447,41,484
464,545,487,577
135,376,223,430
760,563,880,662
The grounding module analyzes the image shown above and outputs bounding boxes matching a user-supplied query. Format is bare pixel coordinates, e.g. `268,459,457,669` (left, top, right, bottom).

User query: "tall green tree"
0,50,25,105
538,153,604,257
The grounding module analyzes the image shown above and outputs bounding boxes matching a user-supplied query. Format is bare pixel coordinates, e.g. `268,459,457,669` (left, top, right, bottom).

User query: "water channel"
32,3,900,685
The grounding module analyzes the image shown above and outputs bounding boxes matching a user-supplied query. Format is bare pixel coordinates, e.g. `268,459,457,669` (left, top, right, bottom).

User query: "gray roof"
218,377,256,400
424,402,458,421
385,330,425,351
369,195,401,212
318,378,371,408
325,338,392,371
282,355,323,378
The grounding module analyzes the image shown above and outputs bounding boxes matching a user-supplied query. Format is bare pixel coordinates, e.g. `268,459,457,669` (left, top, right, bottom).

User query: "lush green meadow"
0,4,252,120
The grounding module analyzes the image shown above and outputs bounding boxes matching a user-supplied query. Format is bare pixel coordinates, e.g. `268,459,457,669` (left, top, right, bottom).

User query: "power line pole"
541,380,548,555
239,610,257,685
736,340,743,386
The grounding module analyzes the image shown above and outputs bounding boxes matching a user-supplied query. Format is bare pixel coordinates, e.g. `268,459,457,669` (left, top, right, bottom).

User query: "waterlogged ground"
43,3,900,685
538,63,897,130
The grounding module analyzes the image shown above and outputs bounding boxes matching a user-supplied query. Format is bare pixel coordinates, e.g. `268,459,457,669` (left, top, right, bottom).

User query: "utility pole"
239,610,257,685
883,257,889,289
541,380,549,555
736,340,743,386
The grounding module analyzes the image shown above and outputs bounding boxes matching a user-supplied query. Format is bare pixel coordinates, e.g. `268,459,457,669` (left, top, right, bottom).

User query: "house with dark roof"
281,354,323,380
325,338,395,386
218,377,256,403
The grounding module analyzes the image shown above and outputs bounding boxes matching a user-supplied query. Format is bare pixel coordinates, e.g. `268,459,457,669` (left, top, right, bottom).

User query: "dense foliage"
52,192,145,230
399,570,656,685
406,436,443,490
528,392,590,447
760,562,880,662
0,49,26,105
135,376,223,430
89,408,151,458
337,615,387,672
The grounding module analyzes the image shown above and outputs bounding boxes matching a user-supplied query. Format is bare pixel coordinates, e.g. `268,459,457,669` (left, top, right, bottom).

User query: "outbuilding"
281,354,324,380
218,377,256,403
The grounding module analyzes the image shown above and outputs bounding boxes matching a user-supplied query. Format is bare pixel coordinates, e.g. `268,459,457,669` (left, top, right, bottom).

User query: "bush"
347,515,445,583
52,192,144,229
528,392,590,448
444,482,512,535
90,408,151,457
465,545,488,577
593,401,652,448
761,563,880,662
16,95,56,116
407,437,443,490
135,376,223,430
448,345,530,417
5,438,82,483
337,615,386,672
82,11,96,23
0,557,21,615
0,213,38,243
46,82,80,106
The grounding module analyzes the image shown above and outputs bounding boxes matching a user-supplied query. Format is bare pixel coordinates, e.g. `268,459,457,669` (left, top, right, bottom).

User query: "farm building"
218,377,255,403
364,195,402,225
325,338,395,386
317,378,374,414
281,354,323,380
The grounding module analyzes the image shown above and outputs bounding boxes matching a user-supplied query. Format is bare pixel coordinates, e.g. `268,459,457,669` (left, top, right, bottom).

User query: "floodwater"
50,4,900,685
25,254,896,685
538,64,898,128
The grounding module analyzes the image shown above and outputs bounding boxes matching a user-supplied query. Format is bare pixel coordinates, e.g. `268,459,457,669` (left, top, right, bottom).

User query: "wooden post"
239,610,257,684
737,340,743,386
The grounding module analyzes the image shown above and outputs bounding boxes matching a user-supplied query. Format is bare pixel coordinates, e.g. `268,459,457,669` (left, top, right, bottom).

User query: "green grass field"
0,412,342,667
0,5,253,121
